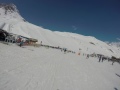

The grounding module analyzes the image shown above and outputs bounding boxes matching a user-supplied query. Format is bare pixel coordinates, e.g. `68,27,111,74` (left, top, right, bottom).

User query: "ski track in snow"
0,43,120,90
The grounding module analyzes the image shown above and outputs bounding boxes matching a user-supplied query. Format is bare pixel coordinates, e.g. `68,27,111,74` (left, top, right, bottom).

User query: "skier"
99,55,103,62
99,55,102,62
64,48,66,52
19,40,24,47
86,54,89,59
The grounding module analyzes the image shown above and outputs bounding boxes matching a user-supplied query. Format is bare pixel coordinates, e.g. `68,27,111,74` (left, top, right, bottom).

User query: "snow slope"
0,43,120,90
0,3,120,90
0,3,120,58
1,20,120,58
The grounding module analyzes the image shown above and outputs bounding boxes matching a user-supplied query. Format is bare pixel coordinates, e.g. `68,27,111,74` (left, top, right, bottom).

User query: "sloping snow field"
0,5,120,90
0,19,120,58
0,42,120,90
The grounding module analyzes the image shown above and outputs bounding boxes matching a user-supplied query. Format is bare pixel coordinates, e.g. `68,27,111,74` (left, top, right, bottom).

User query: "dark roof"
0,29,9,35
0,29,38,42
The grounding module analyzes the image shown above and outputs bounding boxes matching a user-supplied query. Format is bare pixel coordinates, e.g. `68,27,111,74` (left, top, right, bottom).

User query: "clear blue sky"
1,0,120,42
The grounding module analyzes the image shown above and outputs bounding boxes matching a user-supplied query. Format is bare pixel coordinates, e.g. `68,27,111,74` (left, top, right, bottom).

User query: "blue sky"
1,0,120,42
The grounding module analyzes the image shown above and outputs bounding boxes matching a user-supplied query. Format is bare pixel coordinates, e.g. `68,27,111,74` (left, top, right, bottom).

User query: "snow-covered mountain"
0,3,120,58
0,3,120,90
106,41,120,48
0,3,24,22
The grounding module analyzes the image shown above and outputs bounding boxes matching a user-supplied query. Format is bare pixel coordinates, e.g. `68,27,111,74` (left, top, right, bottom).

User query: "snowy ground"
0,42,120,90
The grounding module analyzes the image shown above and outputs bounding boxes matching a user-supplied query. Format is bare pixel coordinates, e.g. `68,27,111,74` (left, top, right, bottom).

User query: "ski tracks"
18,49,59,90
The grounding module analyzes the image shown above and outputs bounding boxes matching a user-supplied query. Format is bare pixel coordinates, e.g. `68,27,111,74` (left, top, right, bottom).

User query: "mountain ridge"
0,3,25,22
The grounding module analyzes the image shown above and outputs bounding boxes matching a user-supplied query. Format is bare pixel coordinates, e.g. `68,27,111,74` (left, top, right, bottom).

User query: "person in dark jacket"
86,54,89,59
19,40,24,47
99,55,102,62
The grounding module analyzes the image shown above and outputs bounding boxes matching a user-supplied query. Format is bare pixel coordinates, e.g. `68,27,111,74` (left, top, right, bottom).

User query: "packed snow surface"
0,43,120,90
